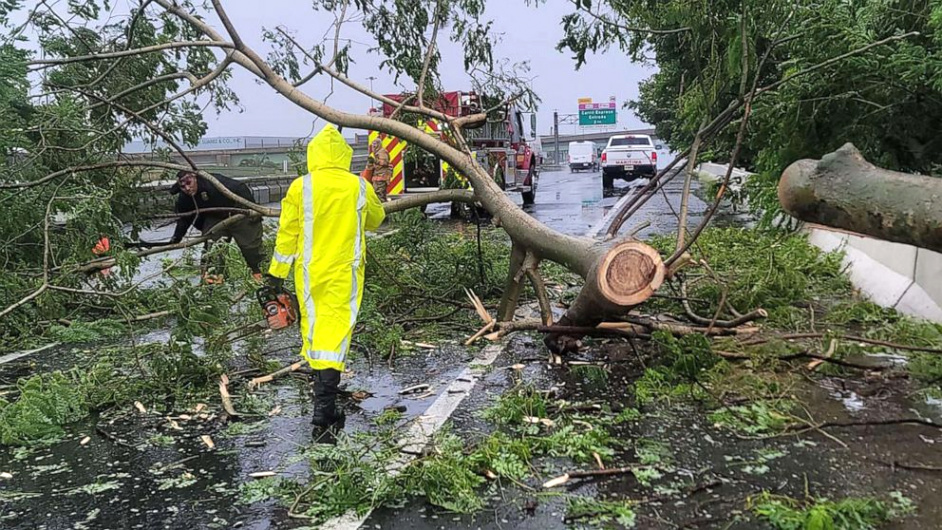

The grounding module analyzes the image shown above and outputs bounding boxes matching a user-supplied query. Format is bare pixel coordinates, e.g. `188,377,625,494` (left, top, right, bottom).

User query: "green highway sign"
578,108,617,126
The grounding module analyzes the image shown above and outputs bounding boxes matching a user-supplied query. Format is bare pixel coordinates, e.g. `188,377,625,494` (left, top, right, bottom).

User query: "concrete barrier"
808,228,942,321
696,162,942,322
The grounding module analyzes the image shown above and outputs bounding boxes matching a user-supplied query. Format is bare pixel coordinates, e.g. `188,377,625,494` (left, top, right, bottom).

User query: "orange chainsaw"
218,285,298,345
256,284,299,331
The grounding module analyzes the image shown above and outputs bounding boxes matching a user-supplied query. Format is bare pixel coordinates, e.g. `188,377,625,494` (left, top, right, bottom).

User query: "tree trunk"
779,143,942,253
545,240,665,353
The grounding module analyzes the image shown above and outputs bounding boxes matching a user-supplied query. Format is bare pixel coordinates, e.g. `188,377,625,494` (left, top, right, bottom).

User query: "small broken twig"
543,465,655,488
248,361,305,390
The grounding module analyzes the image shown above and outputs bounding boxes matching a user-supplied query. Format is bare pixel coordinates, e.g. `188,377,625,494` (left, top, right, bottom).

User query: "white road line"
319,343,505,530
0,342,60,365
586,163,686,239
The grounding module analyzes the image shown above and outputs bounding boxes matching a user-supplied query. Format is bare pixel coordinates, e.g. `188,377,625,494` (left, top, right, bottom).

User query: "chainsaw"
218,285,299,345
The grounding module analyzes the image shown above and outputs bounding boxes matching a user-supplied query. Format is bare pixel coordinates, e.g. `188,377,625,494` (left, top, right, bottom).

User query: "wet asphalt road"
423,164,709,240
527,165,703,238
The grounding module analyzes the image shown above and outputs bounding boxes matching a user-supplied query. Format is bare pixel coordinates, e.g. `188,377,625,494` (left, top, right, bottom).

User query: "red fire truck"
369,91,541,205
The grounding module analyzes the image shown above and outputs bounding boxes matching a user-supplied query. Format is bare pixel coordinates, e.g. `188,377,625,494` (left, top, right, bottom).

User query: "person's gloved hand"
265,274,285,291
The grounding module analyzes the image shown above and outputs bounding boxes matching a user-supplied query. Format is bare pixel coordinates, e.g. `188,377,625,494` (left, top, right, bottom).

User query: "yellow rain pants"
268,125,386,371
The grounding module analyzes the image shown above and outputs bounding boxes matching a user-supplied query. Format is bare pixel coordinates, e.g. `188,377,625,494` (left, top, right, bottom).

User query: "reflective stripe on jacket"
268,125,386,370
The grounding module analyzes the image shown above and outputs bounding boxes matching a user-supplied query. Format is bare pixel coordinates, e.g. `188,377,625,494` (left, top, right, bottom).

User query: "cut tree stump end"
596,240,665,307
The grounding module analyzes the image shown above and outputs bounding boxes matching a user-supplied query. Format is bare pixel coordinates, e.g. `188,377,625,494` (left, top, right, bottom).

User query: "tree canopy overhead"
557,0,941,224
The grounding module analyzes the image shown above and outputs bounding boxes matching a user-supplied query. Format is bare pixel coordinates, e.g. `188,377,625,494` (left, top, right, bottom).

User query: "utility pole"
553,110,560,164
366,76,377,109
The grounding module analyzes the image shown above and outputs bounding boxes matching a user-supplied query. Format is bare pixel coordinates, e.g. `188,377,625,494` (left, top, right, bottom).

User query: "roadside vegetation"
3,222,939,528
216,227,933,528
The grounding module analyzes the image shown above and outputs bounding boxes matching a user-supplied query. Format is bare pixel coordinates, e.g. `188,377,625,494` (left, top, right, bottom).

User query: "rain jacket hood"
268,124,386,372
307,125,352,173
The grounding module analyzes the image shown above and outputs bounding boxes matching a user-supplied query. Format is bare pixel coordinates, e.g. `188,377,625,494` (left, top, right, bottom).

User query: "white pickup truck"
601,134,658,188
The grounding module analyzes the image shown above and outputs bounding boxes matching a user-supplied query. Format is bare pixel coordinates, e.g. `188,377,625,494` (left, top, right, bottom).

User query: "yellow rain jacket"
268,125,386,371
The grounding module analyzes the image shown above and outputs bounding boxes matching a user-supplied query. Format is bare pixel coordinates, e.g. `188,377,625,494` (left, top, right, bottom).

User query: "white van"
568,141,598,172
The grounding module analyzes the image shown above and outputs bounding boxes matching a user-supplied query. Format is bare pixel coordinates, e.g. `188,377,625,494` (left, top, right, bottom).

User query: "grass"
748,491,915,530
648,228,851,329
709,400,797,436
566,496,637,528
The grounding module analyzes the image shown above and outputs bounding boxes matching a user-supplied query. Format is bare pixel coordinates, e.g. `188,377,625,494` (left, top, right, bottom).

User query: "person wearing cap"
169,170,264,283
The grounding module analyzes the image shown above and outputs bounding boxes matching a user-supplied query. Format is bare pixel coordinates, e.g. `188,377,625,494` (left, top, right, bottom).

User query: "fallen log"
543,240,665,353
779,143,942,253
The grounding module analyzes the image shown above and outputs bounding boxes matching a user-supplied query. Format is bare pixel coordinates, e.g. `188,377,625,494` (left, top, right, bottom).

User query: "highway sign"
578,97,617,126
579,108,616,125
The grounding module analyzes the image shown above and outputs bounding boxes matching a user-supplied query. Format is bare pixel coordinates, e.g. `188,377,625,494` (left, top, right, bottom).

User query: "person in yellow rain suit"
266,124,386,440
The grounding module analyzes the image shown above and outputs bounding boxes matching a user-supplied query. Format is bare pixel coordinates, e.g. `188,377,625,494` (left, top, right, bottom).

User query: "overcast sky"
200,0,656,138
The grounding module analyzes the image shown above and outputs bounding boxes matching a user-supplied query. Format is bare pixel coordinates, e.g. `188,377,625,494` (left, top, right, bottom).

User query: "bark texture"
779,143,942,253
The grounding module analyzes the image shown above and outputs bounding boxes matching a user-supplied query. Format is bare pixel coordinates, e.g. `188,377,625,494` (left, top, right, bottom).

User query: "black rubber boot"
310,368,345,444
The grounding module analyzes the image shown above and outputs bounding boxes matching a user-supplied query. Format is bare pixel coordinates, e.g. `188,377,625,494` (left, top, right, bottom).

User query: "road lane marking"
586,164,685,238
320,343,504,530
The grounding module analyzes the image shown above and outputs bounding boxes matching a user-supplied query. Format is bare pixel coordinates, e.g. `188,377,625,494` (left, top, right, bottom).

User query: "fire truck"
368,91,541,206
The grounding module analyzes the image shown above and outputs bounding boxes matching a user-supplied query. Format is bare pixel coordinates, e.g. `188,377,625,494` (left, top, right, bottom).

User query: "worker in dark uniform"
169,170,264,283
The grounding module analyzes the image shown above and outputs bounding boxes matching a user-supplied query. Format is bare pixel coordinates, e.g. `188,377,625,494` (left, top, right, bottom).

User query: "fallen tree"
0,0,671,353
2,1,925,356
779,143,942,253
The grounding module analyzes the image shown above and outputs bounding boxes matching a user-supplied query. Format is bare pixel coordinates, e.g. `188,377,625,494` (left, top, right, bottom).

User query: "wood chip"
134,401,147,414
542,473,571,488
268,406,282,417
413,391,435,400
200,435,215,449
79,436,91,446
414,342,436,350
249,471,277,478
523,416,555,427
485,470,497,480
219,374,240,417
177,414,192,421
807,339,838,371
194,403,206,413
510,363,526,371
350,391,370,402
0,472,12,480
168,419,183,431
593,452,605,470
465,288,492,324
465,320,496,346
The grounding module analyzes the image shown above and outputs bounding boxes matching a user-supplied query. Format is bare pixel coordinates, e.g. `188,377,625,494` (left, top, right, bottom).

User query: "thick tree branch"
27,41,235,68
274,27,485,129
